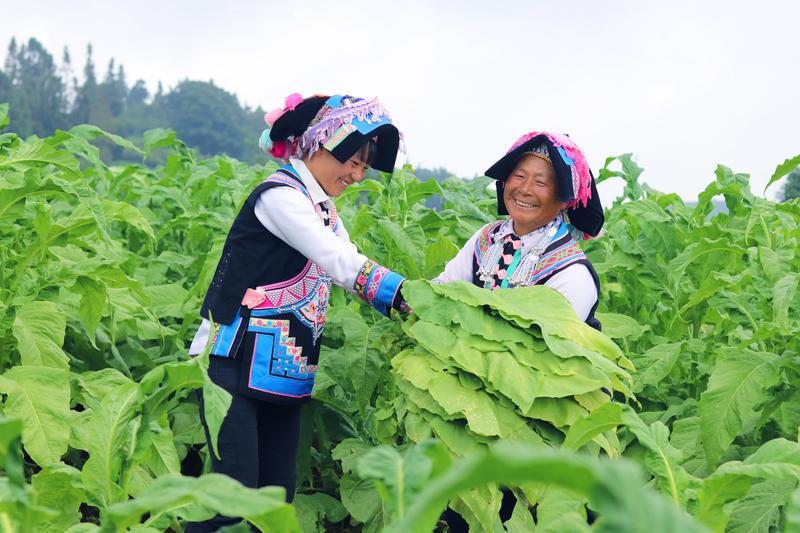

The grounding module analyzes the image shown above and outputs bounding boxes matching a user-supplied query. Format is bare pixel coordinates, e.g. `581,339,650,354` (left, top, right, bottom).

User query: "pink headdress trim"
510,131,593,209
264,93,304,127
261,93,307,159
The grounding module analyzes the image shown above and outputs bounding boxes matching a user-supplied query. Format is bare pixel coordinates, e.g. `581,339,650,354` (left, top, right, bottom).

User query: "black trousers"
185,356,302,532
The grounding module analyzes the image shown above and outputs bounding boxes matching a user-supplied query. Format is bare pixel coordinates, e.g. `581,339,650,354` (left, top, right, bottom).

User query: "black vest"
201,168,311,326
199,167,338,404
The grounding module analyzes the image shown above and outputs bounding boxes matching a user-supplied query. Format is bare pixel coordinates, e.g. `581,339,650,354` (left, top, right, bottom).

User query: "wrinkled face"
306,148,369,197
503,154,566,235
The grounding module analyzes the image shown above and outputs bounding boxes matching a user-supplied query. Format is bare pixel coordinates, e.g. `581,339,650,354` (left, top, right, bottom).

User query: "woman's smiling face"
502,154,566,235
306,148,370,197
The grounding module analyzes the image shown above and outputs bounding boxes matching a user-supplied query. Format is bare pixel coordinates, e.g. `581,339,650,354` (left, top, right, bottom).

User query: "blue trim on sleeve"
372,270,405,317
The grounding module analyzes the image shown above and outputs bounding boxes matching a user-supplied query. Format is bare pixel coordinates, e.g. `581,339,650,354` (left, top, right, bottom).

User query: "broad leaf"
12,301,69,368
0,365,70,466
699,348,782,466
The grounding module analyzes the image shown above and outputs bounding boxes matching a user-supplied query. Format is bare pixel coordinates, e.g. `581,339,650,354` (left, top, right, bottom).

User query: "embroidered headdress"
258,93,402,173
485,131,604,238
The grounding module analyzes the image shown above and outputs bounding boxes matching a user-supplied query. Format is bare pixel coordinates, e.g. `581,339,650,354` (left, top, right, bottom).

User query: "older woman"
435,131,604,327
436,131,604,529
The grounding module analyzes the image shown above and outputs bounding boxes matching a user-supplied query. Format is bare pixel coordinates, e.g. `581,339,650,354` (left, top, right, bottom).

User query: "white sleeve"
254,186,367,290
543,264,598,321
433,230,480,284
188,319,210,355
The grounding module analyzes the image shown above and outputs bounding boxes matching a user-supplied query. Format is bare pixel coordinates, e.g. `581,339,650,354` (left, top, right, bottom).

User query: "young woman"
435,130,604,328
186,94,407,531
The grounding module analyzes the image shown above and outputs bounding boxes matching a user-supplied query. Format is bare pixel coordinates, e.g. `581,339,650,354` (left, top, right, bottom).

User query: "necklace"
477,214,562,286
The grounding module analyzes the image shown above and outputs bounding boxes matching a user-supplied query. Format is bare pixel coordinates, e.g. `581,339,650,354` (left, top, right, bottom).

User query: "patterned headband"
522,144,551,163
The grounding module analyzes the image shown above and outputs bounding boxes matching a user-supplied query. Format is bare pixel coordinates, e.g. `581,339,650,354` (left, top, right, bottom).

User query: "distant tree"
413,166,456,183
0,69,11,105
72,43,97,124
59,47,77,110
162,80,251,159
781,169,800,202
4,38,18,80
1,37,322,164
127,79,149,107
101,59,126,117
0,38,67,136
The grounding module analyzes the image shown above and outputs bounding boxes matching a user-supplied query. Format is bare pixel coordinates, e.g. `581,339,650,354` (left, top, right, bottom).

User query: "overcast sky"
6,0,800,202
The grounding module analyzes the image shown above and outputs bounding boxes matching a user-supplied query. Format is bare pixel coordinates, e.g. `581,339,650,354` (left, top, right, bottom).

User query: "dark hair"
355,138,379,167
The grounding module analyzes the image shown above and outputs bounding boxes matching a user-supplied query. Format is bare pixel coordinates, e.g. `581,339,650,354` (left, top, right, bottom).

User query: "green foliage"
0,121,290,530
0,108,798,532
383,440,707,533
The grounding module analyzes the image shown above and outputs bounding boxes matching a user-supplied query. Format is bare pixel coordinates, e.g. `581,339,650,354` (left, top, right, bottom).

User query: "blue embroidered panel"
246,317,315,399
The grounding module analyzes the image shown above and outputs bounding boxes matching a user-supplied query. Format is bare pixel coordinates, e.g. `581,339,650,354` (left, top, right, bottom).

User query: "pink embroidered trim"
473,221,504,264
366,265,389,303
253,262,321,309
527,241,586,285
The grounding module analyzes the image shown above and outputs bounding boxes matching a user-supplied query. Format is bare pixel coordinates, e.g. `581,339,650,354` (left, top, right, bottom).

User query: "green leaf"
726,478,796,533
11,301,69,368
143,283,189,318
564,404,694,506
563,402,624,451
423,235,459,278
31,464,85,532
595,312,646,340
0,102,9,130
293,492,347,532
201,356,232,459
503,492,537,532
145,419,181,476
73,277,107,347
764,153,800,192
449,485,504,532
356,440,451,521
382,441,706,533
338,473,383,524
772,272,799,329
623,418,695,508
0,366,70,466
0,137,80,177
786,488,800,533
695,438,800,530
139,358,205,415
336,308,385,413
535,486,590,532
0,413,25,493
66,124,144,156
103,473,299,532
142,128,179,155
74,369,135,410
630,342,682,392
699,348,782,466
80,381,142,508
102,199,157,242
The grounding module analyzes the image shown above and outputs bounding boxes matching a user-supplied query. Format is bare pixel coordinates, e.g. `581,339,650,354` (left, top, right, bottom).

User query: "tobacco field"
0,102,799,532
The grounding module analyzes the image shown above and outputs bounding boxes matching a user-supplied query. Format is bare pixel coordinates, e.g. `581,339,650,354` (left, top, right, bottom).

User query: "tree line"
0,37,266,163
1,37,794,199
